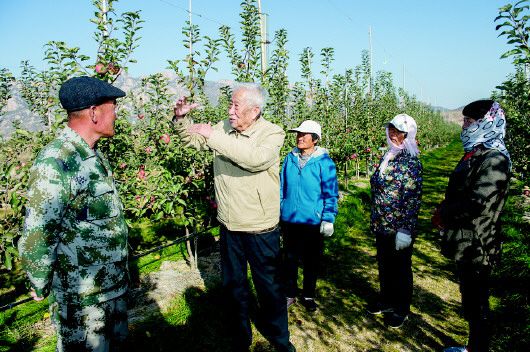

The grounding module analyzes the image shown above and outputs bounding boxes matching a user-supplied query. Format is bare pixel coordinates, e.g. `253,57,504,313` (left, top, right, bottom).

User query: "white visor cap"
386,113,413,133
288,120,322,139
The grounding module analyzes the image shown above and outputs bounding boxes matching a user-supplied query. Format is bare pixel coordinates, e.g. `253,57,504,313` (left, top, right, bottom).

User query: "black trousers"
283,222,323,299
457,263,491,352
375,232,414,316
220,225,290,351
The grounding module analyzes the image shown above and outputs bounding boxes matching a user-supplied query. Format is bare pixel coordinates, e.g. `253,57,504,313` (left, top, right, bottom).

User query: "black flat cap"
462,99,494,120
59,76,126,112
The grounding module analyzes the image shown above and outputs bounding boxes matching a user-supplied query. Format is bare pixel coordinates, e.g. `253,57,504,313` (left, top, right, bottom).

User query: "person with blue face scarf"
433,100,511,352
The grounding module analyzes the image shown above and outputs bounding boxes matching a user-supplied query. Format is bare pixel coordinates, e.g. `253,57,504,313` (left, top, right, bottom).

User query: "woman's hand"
395,231,412,250
320,221,334,237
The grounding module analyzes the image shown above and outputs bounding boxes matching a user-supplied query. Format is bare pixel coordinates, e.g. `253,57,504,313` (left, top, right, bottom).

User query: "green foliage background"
0,0,460,271
0,3,528,350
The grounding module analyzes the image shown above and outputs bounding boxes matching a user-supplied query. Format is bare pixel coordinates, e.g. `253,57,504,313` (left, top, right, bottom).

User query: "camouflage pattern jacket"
18,127,128,306
440,147,510,267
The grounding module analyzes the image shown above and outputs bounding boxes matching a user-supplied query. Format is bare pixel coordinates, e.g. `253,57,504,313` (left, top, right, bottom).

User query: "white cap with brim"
288,120,322,139
386,113,411,133
385,113,420,157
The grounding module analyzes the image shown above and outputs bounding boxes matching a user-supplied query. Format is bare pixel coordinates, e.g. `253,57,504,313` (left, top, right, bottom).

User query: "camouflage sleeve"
18,158,70,298
396,158,423,234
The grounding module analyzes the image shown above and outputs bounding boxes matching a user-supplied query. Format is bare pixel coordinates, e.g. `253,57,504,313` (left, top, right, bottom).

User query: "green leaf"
499,4,513,12
4,246,17,270
496,21,514,31
501,48,521,59
14,129,30,137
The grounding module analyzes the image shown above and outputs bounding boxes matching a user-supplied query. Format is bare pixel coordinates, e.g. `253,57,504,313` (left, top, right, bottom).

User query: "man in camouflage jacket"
18,76,128,352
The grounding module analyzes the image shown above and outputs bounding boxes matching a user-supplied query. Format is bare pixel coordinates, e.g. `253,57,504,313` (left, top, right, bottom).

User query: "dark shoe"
286,297,296,309
384,312,408,328
232,342,250,352
300,297,317,312
274,341,296,352
367,302,393,315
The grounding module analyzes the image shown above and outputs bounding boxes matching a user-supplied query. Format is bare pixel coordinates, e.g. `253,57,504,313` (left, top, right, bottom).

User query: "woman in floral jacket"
368,113,423,328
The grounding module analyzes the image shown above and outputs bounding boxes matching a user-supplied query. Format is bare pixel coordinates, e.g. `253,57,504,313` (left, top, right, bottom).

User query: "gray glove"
395,231,412,250
320,221,334,237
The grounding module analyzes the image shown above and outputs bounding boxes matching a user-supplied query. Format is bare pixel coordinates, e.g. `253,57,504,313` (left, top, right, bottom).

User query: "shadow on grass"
125,236,241,352
0,295,52,352
0,311,42,352
126,284,235,352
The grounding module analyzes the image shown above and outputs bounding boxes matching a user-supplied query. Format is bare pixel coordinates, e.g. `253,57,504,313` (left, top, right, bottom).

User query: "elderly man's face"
228,89,260,132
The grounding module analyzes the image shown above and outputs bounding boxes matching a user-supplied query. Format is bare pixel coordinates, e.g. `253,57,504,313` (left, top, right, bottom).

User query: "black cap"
462,99,494,120
59,76,126,112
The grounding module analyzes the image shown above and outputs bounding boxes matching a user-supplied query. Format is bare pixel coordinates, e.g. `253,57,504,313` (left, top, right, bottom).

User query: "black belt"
222,224,279,234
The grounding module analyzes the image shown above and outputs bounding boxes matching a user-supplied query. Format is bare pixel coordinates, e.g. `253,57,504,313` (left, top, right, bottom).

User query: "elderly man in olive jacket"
173,83,294,352
18,76,129,352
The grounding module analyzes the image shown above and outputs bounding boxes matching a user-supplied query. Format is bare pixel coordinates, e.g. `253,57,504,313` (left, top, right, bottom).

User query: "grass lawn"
2,140,528,351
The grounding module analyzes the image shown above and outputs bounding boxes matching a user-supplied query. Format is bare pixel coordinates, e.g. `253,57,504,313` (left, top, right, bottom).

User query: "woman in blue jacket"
280,120,339,312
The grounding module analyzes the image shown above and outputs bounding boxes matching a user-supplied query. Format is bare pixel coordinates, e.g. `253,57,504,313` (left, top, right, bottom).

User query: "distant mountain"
431,105,451,112
0,71,235,138
1,72,463,137
0,82,44,138
441,108,463,125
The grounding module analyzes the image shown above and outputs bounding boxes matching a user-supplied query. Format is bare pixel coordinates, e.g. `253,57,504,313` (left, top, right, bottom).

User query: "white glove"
395,231,412,250
320,221,334,237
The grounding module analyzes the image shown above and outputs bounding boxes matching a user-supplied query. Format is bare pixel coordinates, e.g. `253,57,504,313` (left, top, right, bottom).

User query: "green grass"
1,140,528,351
489,178,530,351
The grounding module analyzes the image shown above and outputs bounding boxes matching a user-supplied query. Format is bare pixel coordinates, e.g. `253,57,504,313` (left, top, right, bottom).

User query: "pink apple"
160,134,170,144
95,63,107,74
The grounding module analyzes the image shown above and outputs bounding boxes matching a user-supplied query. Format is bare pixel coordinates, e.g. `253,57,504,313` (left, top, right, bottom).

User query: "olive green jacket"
18,127,128,305
175,117,285,232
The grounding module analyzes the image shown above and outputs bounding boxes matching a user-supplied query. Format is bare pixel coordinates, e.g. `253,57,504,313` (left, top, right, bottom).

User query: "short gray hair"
233,82,268,113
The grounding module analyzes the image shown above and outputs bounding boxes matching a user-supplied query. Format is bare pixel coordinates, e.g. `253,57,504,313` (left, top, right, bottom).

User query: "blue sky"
0,0,516,109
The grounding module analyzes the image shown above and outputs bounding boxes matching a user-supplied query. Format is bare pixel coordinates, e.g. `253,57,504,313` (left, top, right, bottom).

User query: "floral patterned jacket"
370,151,423,236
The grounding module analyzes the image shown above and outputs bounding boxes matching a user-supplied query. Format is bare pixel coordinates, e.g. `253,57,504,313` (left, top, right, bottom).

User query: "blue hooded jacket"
280,147,339,225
